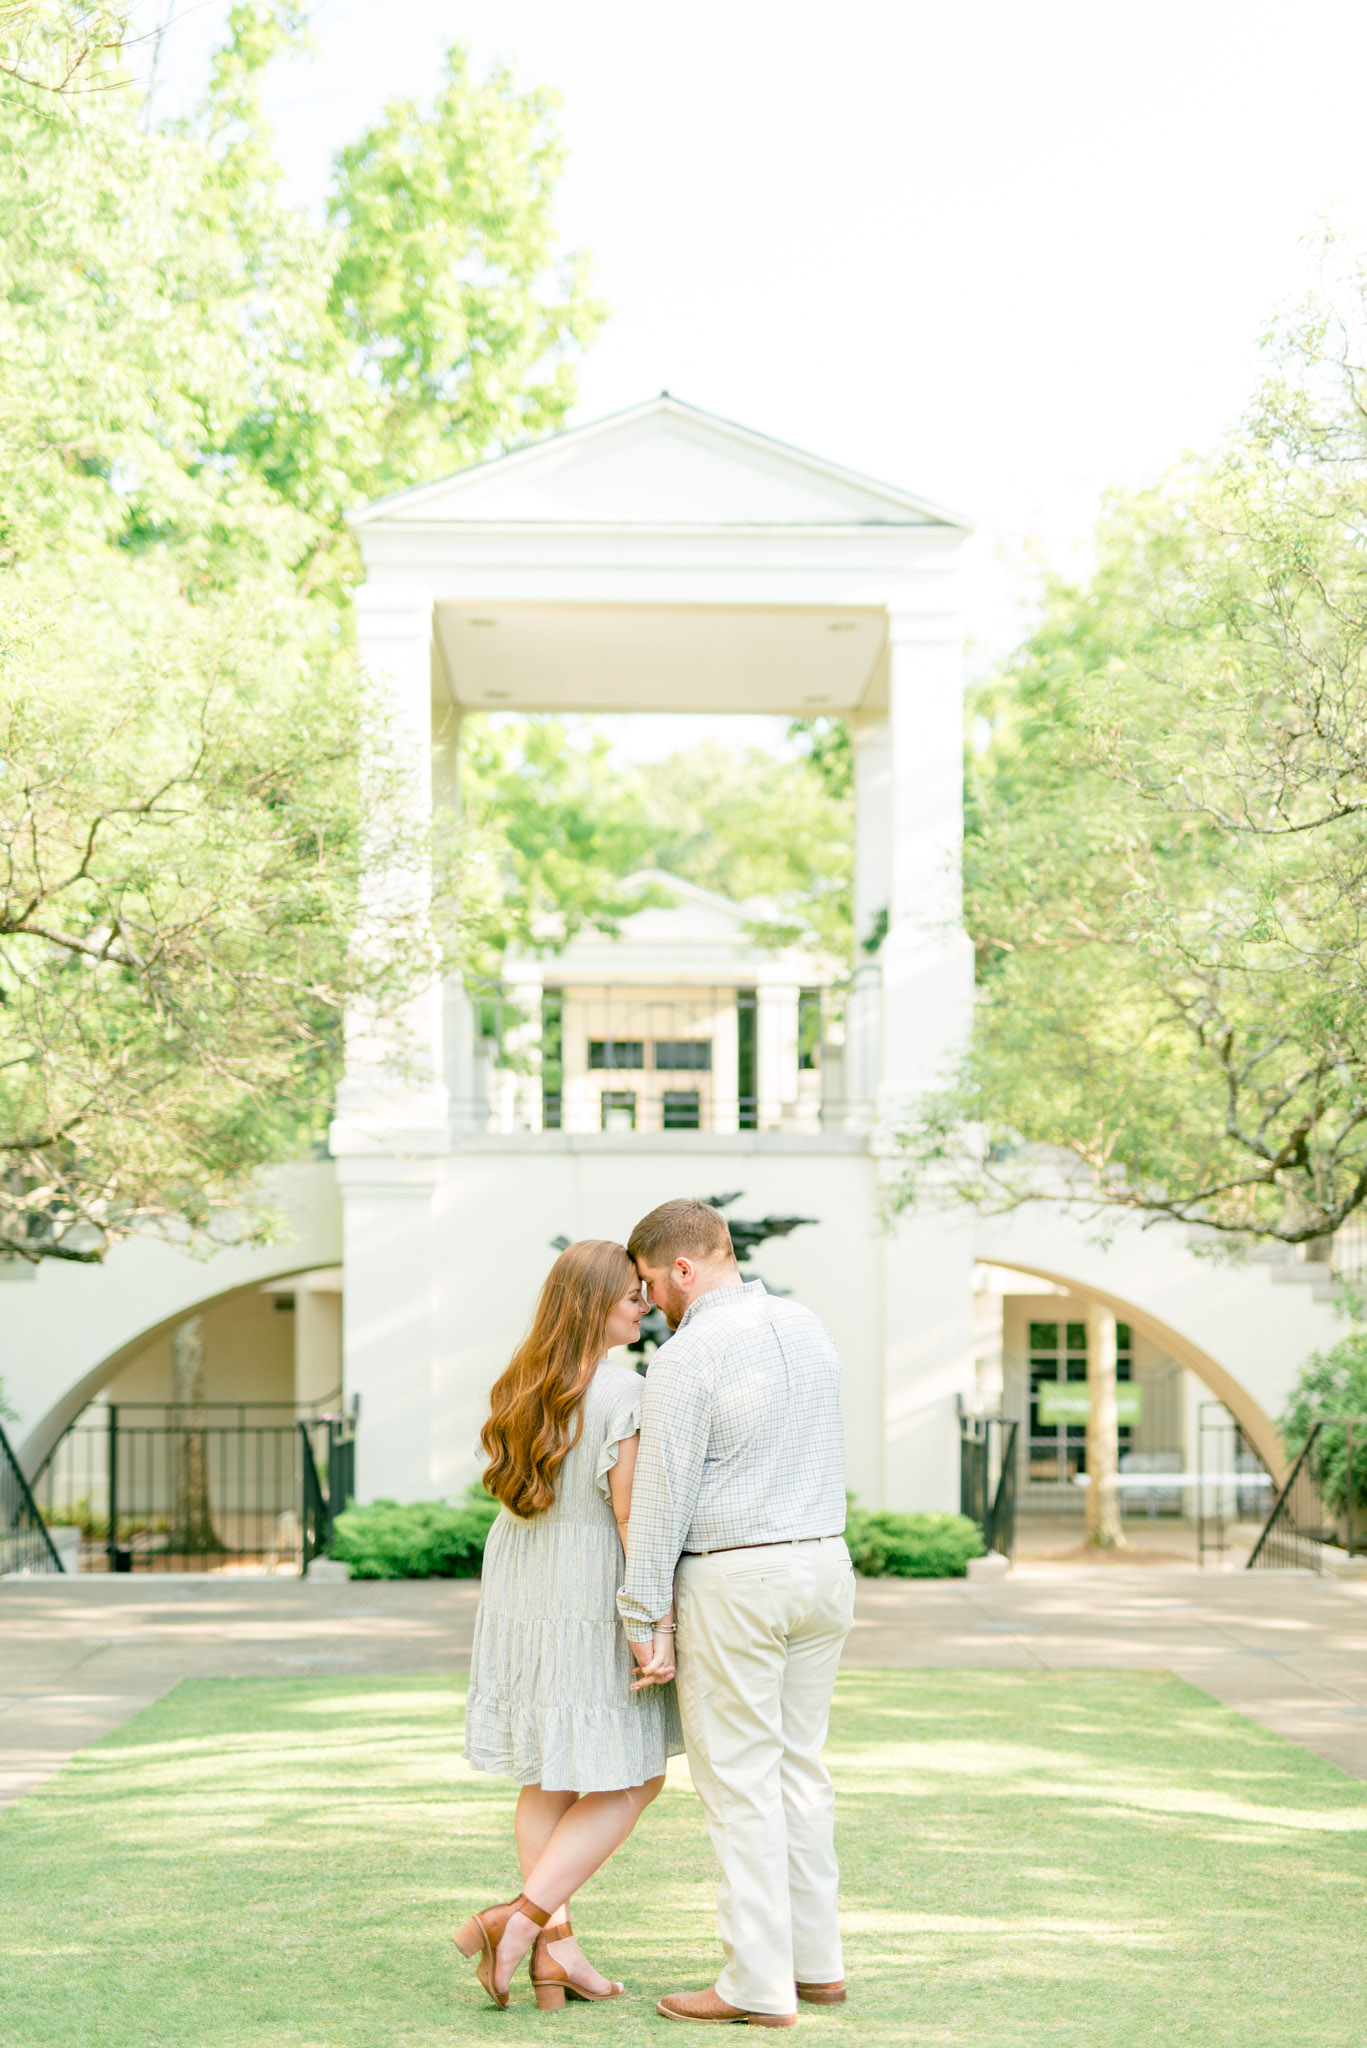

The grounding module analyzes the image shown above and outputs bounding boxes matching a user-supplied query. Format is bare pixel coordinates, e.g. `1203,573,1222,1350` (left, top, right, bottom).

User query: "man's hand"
629,1622,676,1690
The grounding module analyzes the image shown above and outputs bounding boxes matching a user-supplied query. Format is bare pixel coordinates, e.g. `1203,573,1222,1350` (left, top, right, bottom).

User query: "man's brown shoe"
797,1982,846,2004
657,1988,797,2027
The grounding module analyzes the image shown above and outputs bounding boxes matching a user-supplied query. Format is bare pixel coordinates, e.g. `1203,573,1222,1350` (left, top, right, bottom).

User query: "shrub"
1280,1320,1367,1519
330,1486,499,1580
328,1486,985,1581
844,1498,984,1578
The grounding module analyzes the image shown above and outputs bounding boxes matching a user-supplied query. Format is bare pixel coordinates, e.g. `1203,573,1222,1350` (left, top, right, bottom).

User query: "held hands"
629,1616,676,1690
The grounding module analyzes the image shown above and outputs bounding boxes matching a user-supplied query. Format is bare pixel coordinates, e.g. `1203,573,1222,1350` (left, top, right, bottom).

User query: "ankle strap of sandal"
537,1917,572,1939
514,1894,553,1929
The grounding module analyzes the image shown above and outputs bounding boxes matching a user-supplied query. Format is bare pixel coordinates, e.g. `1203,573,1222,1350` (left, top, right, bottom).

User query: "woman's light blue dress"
463,1360,683,1794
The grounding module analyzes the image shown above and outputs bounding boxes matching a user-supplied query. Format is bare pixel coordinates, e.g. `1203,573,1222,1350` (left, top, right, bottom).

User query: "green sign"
1037,1382,1143,1426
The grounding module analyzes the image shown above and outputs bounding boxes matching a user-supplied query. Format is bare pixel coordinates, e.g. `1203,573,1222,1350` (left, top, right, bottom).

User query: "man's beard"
659,1276,691,1328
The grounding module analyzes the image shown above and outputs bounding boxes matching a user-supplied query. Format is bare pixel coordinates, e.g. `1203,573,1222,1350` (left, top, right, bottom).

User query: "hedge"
329,1487,499,1580
843,1500,984,1578
328,1488,984,1580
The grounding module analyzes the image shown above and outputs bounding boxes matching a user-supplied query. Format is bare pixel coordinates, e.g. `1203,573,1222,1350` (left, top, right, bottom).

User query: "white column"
845,713,892,1120
433,698,483,1138
709,994,740,1134
875,613,976,1511
331,586,449,1151
337,1156,443,1500
504,967,544,1131
881,616,974,1092
331,586,449,1504
756,982,800,1129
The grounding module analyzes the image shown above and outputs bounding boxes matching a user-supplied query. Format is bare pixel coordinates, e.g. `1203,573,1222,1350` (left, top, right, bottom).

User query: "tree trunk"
170,1316,220,1553
1085,1303,1126,1549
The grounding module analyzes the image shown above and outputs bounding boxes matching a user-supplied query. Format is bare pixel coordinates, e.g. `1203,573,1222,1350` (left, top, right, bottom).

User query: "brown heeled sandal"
529,1918,626,2011
454,1893,552,2010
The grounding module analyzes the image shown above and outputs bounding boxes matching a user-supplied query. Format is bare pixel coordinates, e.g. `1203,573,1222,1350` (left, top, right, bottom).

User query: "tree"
455,720,662,973
890,241,1367,1250
1280,1314,1367,1520
0,1,124,94
455,718,854,970
0,2,600,1260
647,736,853,958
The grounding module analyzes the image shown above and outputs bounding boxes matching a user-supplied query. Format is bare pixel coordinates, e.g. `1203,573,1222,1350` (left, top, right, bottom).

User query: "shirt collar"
677,1277,764,1331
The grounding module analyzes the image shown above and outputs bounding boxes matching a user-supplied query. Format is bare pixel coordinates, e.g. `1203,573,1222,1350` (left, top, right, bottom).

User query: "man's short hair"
628,1197,734,1270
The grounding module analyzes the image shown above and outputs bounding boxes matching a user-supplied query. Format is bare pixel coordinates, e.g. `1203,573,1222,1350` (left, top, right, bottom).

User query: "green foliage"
459,720,854,966
456,720,663,968
329,1485,499,1579
1280,1318,1367,1519
328,48,603,494
892,235,1367,1245
0,1,126,95
330,1485,985,1581
844,1496,985,1577
787,716,853,801
0,3,597,1257
645,739,853,958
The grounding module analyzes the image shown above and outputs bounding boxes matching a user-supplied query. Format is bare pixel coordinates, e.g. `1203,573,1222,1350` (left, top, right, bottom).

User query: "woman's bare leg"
514,1785,577,1914
494,1776,665,1995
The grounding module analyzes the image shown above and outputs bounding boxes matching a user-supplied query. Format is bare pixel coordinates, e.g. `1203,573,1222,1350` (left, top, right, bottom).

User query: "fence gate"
29,1401,357,1575
1,1421,64,1574
959,1414,1019,1560
1248,1416,1365,1572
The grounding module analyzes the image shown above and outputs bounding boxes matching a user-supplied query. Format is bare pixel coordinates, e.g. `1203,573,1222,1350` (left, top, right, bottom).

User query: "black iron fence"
30,1400,356,1575
960,1414,1019,1560
1,1421,63,1575
1248,1416,1366,1572
300,1416,356,1571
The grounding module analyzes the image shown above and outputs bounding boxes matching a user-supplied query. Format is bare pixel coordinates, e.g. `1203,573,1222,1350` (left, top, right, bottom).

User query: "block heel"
528,1918,625,2005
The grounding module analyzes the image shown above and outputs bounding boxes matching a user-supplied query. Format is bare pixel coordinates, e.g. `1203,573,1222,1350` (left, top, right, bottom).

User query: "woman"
456,1239,681,2011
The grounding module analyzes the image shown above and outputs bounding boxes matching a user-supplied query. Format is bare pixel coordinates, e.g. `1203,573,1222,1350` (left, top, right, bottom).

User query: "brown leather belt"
685,1534,843,1558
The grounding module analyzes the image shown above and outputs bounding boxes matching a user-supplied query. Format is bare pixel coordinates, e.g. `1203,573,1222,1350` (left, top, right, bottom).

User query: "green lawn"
1,1670,1365,2047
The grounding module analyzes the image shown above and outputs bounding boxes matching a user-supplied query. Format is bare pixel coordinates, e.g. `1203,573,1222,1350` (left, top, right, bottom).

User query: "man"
619,1197,853,2028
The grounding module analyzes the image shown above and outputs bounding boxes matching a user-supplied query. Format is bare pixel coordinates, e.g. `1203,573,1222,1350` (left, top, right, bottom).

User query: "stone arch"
19,1260,341,1480
982,1255,1286,1484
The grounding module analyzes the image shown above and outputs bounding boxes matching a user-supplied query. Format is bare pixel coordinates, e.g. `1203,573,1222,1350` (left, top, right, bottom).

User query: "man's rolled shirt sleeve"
617,1357,709,1641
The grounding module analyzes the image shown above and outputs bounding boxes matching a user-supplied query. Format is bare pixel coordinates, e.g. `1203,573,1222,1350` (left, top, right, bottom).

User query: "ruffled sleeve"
594,1376,643,1499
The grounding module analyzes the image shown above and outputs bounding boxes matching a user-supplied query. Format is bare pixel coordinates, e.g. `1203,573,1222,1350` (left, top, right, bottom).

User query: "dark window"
600,1091,637,1130
654,1040,712,1071
662,1090,701,1130
589,1040,644,1070
737,990,757,1130
798,989,822,1071
542,990,563,1130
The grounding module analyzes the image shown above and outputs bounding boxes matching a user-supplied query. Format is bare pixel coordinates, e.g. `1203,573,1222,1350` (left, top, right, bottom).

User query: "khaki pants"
674,1536,855,2016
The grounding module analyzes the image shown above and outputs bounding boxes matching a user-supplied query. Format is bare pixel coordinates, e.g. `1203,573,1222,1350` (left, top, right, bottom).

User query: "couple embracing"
455,1197,854,2026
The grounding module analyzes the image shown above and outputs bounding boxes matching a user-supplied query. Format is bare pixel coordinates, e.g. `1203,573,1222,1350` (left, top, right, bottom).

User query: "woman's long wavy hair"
481,1238,636,1519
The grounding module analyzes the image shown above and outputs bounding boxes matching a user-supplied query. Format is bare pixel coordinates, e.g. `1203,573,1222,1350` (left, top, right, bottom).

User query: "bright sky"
130,0,1367,752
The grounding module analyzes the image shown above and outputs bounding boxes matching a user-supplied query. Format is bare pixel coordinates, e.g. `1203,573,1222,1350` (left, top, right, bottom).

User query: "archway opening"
974,1257,1285,1483
20,1265,343,1479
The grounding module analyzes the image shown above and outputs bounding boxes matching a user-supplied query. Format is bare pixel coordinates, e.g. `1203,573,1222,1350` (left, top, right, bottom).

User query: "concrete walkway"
2,1568,1366,1809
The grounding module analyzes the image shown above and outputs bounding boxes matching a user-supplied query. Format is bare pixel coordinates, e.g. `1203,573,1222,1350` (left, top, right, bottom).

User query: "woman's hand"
629,1617,676,1689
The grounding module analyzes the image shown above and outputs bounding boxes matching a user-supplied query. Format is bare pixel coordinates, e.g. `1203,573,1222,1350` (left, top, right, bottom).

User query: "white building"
3,398,1347,1535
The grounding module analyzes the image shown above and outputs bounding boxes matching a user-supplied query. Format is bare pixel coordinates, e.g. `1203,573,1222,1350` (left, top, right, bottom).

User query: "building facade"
4,398,1347,1528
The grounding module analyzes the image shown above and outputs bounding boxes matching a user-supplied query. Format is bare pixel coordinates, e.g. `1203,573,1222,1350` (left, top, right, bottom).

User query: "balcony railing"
461,981,859,1136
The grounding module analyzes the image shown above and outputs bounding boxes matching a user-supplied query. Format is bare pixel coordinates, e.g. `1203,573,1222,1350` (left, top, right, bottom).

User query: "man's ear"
675,1256,696,1287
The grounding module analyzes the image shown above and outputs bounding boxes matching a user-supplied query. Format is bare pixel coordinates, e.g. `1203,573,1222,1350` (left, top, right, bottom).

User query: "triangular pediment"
352,396,965,529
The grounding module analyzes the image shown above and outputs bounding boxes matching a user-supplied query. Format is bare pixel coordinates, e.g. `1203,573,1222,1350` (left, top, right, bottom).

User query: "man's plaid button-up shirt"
617,1278,847,1642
